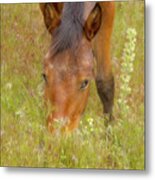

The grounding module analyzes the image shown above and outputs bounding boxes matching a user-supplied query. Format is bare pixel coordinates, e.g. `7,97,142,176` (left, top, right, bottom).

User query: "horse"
39,2,115,133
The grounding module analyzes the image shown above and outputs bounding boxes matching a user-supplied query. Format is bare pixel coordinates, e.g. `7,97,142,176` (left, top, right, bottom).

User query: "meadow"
0,1,144,169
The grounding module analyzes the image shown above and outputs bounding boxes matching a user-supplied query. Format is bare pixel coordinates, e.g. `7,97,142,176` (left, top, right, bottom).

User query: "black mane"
51,2,84,56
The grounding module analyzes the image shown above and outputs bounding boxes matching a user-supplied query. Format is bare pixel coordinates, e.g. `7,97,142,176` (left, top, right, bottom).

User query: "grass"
0,1,144,169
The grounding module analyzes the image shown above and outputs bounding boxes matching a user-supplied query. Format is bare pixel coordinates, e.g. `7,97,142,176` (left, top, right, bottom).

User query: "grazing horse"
40,2,115,133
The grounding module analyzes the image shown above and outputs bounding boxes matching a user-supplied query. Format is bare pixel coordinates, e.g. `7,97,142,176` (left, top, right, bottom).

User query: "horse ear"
84,5,102,40
40,3,63,35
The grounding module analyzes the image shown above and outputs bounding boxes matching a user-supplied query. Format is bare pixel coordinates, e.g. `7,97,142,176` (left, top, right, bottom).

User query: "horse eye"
80,80,89,90
42,73,47,82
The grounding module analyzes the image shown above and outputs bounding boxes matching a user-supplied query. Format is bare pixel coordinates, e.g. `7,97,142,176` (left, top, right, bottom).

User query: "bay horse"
40,2,115,133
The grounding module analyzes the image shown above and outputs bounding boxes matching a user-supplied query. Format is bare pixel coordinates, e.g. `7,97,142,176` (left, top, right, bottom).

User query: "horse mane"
51,2,84,56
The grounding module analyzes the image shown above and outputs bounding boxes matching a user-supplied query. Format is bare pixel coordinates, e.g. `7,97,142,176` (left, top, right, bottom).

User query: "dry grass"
0,1,144,169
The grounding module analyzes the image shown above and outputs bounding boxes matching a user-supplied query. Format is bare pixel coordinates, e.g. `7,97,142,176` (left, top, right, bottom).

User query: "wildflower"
15,109,25,118
5,82,12,90
118,28,137,118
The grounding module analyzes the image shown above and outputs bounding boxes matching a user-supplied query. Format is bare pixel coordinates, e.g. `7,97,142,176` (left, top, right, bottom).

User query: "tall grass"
0,1,144,169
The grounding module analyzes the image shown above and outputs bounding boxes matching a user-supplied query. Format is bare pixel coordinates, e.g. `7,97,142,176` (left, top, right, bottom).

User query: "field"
0,1,144,169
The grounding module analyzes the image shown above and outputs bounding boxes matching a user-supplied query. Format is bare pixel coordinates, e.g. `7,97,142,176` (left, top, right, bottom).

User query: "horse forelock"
50,2,85,56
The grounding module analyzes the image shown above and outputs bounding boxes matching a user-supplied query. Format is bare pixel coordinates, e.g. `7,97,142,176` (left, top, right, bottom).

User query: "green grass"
0,1,144,169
